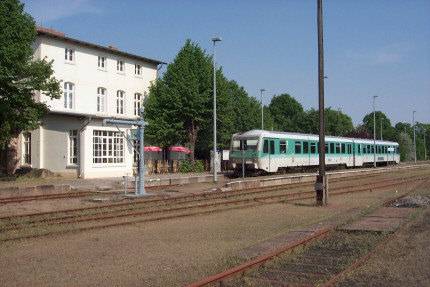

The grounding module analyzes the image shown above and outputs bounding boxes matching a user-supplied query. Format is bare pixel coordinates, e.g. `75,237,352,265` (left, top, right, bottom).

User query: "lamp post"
373,95,378,168
260,88,266,130
212,36,221,183
413,110,416,163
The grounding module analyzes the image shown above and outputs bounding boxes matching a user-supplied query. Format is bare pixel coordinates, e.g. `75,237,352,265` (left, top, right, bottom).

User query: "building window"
135,64,142,75
65,48,74,62
69,130,78,165
22,132,31,165
97,87,106,112
117,60,124,72
93,130,124,164
133,140,139,164
63,82,74,109
134,93,142,116
98,56,106,69
116,90,125,114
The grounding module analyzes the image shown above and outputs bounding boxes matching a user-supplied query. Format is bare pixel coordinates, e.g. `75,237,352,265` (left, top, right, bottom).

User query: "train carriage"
229,130,400,173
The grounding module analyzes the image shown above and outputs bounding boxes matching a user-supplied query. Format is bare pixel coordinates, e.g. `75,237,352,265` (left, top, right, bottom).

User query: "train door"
262,138,276,172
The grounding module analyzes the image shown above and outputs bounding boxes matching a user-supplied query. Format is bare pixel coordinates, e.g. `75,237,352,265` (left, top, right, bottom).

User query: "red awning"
144,146,162,152
168,146,192,154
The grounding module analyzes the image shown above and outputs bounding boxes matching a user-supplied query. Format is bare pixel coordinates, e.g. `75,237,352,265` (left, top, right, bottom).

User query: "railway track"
186,179,429,287
0,171,427,242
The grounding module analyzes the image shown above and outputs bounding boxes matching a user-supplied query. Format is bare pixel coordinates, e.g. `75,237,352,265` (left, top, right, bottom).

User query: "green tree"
362,111,396,141
397,132,414,161
268,93,304,132
144,39,213,160
0,0,61,174
302,108,353,136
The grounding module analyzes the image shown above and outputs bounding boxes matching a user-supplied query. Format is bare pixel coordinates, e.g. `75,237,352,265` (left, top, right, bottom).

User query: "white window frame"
135,64,142,75
92,130,124,164
22,132,31,165
98,56,106,69
65,48,74,62
97,87,106,112
63,82,74,109
116,90,125,114
134,92,142,116
117,60,124,72
68,130,78,165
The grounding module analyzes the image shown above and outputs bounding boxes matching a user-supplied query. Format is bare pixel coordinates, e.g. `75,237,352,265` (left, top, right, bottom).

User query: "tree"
0,0,61,174
301,108,353,136
268,93,304,132
397,132,414,161
362,111,396,141
144,39,213,160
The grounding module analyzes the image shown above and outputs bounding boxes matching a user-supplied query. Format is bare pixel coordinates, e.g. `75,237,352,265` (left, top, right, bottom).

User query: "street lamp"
212,36,221,183
260,88,266,130
373,95,378,168
413,110,416,163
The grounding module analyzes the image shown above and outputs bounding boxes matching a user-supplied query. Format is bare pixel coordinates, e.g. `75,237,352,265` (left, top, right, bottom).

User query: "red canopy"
169,146,191,154
144,146,162,152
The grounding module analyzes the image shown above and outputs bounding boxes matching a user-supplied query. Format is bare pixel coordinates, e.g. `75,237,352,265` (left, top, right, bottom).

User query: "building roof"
37,27,166,65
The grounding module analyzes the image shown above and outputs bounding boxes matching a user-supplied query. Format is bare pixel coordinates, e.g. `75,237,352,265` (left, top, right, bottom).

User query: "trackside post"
316,0,327,205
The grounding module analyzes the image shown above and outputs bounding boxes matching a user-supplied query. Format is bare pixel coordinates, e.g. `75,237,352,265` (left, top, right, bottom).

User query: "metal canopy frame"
103,117,146,196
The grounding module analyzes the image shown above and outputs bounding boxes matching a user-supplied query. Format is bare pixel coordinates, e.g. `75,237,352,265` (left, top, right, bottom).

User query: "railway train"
229,130,400,173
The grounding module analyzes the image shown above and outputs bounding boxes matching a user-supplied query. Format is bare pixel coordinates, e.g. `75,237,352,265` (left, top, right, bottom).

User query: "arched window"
116,90,125,114
97,87,106,112
64,82,74,109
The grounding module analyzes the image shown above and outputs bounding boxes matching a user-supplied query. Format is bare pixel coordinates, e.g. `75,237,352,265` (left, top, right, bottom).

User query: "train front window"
232,139,258,151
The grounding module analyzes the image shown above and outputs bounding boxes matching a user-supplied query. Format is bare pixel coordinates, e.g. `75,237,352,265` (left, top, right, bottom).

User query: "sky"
22,0,430,126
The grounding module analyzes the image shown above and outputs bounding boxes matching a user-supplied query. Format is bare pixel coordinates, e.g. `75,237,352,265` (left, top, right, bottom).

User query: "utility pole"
212,37,222,183
373,95,378,167
424,129,427,161
413,110,416,163
260,88,266,130
315,0,327,206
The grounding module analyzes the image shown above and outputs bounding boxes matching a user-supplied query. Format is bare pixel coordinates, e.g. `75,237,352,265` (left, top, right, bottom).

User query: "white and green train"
230,130,400,173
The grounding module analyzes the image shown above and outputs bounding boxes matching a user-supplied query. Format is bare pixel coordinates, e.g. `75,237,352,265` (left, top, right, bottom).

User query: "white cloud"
23,0,102,23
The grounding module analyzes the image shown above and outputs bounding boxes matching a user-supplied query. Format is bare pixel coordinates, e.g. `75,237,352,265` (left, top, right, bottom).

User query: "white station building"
19,27,164,178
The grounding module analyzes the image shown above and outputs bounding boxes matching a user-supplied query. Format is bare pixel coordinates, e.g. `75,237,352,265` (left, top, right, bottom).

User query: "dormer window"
65,48,74,62
135,64,142,75
117,60,124,72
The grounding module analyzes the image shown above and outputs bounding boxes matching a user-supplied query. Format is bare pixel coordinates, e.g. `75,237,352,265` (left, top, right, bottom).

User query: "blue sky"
23,0,430,125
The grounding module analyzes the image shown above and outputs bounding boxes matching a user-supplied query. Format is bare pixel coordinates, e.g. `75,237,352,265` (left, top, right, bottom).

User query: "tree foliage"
268,93,304,132
0,0,61,148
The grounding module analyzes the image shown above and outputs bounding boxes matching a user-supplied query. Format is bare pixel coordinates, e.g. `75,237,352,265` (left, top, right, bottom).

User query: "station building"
18,27,164,178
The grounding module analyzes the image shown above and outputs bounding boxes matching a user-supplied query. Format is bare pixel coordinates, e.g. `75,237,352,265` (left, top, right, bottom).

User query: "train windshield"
232,139,259,151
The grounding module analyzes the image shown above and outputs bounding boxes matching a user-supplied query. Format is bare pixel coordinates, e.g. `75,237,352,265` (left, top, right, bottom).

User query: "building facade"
19,27,164,178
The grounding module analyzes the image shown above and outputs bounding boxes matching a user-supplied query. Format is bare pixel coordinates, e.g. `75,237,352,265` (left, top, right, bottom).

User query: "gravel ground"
336,205,430,286
0,184,423,287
